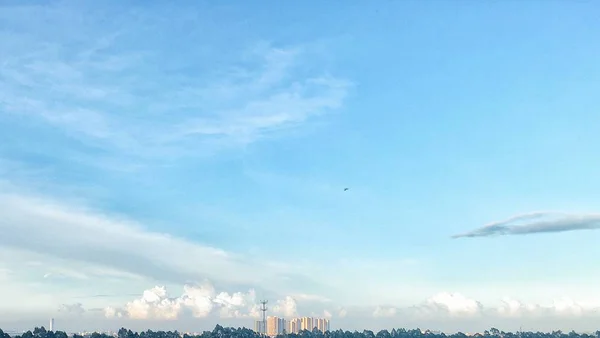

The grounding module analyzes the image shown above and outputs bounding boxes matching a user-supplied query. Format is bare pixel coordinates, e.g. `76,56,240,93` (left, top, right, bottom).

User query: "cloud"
373,306,397,318
104,306,123,319
16,282,600,326
58,303,85,316
291,294,332,303
0,2,352,165
452,212,600,238
43,269,89,280
366,293,600,321
104,283,290,320
0,189,327,295
418,292,484,317
271,296,299,318
496,297,600,318
299,294,600,332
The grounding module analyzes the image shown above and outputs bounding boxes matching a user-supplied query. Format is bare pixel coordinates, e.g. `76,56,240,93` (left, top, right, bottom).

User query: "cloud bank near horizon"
453,212,600,239
50,283,600,323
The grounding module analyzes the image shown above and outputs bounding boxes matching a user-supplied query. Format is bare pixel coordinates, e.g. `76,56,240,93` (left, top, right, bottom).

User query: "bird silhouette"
344,188,349,191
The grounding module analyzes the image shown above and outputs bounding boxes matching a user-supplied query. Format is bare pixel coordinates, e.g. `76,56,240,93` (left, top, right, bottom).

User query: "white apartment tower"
288,318,301,334
254,320,266,334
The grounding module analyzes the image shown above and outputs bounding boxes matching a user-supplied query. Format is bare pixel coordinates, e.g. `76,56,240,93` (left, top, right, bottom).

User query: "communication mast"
260,300,268,335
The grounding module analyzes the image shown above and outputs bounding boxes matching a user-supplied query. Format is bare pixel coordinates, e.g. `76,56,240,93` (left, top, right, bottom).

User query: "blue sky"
1,0,600,333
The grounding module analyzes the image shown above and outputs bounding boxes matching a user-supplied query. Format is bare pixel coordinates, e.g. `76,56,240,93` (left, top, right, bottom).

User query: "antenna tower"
260,300,268,335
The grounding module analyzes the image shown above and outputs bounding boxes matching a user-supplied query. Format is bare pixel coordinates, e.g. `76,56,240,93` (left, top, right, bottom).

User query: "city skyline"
255,316,331,336
2,0,600,334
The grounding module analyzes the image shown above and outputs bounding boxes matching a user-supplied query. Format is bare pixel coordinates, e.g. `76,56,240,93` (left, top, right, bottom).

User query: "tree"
2,325,600,338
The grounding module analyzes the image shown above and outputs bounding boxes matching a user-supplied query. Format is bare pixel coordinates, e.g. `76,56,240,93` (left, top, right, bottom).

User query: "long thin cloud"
452,212,600,238
0,191,332,295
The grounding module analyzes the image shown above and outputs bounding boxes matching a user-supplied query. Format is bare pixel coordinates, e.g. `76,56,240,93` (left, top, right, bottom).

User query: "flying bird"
344,188,349,191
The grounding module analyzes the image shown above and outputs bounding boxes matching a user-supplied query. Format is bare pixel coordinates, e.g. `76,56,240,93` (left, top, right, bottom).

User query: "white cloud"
402,292,483,319
3,188,600,325
104,306,123,319
366,293,600,321
0,3,352,163
271,296,299,318
497,297,543,317
373,306,397,318
105,283,280,320
291,294,331,303
58,303,85,316
497,297,600,318
423,292,484,317
0,190,326,297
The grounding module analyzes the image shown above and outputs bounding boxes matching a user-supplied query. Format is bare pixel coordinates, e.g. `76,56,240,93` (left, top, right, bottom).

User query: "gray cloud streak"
453,212,600,238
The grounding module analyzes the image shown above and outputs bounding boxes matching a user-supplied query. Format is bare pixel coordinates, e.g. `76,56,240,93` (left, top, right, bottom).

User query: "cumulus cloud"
58,303,85,315
497,297,600,318
424,292,483,316
453,212,600,238
405,292,483,319
104,306,123,319
271,296,299,318
373,306,397,318
367,293,600,321
36,285,600,324
104,283,291,320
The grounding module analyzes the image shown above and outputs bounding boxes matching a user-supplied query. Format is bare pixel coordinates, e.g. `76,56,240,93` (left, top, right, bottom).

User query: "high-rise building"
316,318,330,332
254,320,266,334
50,318,54,332
279,318,286,334
300,317,313,331
254,316,329,335
267,316,286,336
288,318,301,334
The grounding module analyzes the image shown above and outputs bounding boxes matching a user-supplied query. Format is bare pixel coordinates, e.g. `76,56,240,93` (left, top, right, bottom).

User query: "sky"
1,0,600,334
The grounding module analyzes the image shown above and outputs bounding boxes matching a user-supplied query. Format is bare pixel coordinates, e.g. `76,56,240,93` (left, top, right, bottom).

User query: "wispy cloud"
0,2,352,166
0,189,331,296
453,212,600,238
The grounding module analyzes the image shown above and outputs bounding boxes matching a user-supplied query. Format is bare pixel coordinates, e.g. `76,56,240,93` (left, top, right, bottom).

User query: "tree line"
2,325,600,338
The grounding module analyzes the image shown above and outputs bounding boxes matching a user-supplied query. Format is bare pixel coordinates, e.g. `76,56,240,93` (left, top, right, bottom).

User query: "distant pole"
260,300,268,336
